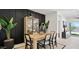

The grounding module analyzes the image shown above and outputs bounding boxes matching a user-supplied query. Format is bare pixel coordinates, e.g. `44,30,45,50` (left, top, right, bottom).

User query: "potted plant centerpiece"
0,17,17,49
44,20,49,32
40,20,49,32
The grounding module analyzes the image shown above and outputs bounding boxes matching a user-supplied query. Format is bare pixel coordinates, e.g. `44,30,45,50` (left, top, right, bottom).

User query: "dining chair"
37,34,51,49
54,32,57,47
24,34,33,49
50,32,55,49
50,32,57,49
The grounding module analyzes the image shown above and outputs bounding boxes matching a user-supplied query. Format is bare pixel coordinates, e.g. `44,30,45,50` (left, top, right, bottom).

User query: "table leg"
33,40,37,49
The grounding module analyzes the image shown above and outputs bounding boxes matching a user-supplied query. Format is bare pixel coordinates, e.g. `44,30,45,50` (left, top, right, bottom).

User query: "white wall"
46,11,57,32
57,14,63,38
46,11,70,39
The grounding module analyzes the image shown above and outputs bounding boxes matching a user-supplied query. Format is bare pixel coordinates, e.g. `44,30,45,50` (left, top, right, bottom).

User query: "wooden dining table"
29,32,53,49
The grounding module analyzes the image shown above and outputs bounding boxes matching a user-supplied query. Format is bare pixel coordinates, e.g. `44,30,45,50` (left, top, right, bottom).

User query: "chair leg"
52,41,54,49
37,43,39,49
55,41,57,47
44,45,46,49
25,45,26,49
50,44,51,49
25,46,29,49
49,43,51,49
52,44,54,49
25,44,28,49
30,45,33,49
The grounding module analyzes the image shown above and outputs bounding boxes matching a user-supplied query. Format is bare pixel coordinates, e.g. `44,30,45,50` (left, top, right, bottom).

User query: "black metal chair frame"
50,32,55,49
37,34,51,49
24,34,33,49
54,33,57,47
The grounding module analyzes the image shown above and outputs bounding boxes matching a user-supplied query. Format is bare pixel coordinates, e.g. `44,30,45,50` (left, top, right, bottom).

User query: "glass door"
33,18,39,33
70,22,79,35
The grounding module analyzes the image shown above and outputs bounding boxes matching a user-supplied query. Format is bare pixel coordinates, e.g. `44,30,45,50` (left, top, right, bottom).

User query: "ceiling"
31,9,56,14
31,9,79,19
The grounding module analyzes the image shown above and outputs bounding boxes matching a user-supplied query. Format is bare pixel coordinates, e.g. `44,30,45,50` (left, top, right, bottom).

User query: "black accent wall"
0,9,45,44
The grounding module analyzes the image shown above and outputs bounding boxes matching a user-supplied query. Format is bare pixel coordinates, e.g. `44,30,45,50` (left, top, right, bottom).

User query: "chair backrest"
54,32,57,39
45,34,51,41
51,31,55,39
43,34,51,45
25,34,31,41
24,34,33,49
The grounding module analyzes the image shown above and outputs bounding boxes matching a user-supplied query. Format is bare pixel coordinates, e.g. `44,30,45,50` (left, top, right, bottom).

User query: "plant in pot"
40,20,49,32
45,20,49,31
0,17,17,49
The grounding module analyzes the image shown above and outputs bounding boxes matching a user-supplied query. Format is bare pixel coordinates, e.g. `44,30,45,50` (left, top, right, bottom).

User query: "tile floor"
58,36,79,49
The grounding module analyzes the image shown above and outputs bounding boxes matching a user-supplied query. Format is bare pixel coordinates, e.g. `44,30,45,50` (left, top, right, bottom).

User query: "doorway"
70,22,79,35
